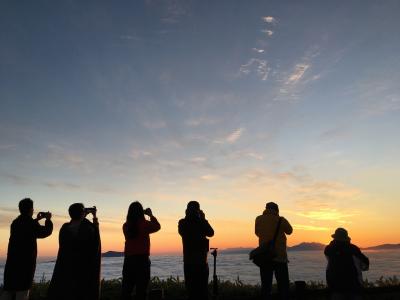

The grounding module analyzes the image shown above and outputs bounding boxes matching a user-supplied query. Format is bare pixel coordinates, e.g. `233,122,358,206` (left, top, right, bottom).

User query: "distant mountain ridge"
102,243,400,257
221,242,326,254
102,251,124,257
288,242,325,251
363,244,400,250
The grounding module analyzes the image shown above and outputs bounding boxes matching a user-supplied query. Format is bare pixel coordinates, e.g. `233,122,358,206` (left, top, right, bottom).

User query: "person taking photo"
121,202,161,300
47,203,101,300
1,198,53,300
178,201,214,300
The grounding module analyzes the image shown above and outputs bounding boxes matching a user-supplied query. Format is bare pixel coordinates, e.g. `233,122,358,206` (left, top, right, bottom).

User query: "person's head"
68,203,85,221
331,228,351,242
126,201,145,239
127,201,144,223
266,202,279,214
186,200,200,217
19,198,34,216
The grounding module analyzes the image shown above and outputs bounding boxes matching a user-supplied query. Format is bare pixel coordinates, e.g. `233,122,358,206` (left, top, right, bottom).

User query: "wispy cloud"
200,174,219,181
293,224,330,231
189,156,207,163
43,181,81,190
296,208,355,222
152,0,190,24
261,29,274,36
262,16,276,24
0,173,32,185
296,181,361,199
46,144,87,170
0,144,16,150
239,58,269,80
226,128,245,143
213,128,245,145
130,149,153,159
273,47,320,101
286,64,310,84
252,48,265,53
185,117,219,127
119,35,141,41
245,152,264,160
0,172,119,195
319,126,351,141
353,77,400,116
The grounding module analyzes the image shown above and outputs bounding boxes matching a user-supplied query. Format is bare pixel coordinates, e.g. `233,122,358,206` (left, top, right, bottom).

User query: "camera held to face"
37,211,51,219
84,206,97,215
144,208,152,216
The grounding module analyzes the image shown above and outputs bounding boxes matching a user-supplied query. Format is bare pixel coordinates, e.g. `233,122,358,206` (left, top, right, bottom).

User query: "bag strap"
272,217,282,244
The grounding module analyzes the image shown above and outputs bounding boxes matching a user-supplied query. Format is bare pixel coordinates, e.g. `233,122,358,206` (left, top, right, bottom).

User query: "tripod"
210,248,218,300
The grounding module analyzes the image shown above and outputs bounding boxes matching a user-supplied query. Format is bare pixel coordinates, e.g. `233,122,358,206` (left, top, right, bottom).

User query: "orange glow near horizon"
5,213,396,258
1,183,399,258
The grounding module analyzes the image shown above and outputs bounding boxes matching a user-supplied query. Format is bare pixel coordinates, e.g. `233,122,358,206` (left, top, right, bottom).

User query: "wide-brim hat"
331,227,351,242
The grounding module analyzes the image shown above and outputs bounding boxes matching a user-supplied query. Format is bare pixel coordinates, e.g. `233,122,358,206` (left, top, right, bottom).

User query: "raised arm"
203,220,214,237
282,217,293,235
146,216,161,234
34,218,53,239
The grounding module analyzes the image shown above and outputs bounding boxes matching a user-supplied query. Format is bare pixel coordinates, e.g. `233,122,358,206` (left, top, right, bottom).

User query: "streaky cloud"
262,16,276,24
286,64,310,84
293,224,330,231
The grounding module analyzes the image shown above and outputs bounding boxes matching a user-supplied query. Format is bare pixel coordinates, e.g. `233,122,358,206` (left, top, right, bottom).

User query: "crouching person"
325,228,369,300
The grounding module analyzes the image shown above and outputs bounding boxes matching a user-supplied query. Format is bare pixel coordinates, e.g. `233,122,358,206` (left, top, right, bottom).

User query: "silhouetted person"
47,203,101,300
121,202,161,300
1,198,53,300
255,202,292,300
178,201,214,300
325,228,369,300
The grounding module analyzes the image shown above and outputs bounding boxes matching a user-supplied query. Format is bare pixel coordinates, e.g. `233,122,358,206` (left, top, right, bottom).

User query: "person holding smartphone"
121,201,161,300
178,201,214,300
1,198,53,300
47,203,101,300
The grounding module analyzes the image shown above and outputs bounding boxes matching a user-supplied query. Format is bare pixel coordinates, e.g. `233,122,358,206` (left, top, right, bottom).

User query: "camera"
84,206,97,215
38,211,51,219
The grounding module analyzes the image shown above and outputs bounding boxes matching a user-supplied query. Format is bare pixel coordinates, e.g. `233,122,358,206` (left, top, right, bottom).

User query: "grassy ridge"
1,276,399,299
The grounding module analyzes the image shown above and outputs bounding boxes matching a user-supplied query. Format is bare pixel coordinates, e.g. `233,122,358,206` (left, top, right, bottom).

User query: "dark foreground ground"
1,277,400,299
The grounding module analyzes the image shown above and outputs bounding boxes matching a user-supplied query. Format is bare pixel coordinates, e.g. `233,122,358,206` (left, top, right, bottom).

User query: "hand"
45,212,52,220
144,208,153,217
37,212,44,220
199,210,205,220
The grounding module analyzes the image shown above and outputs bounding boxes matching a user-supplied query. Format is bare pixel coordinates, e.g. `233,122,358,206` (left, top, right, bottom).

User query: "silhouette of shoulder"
178,218,214,237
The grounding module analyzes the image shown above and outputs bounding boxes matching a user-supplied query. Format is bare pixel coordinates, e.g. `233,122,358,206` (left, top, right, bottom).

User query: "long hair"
126,201,145,239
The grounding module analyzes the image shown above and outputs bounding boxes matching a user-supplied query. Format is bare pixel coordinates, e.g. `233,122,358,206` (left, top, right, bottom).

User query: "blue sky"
1,0,400,254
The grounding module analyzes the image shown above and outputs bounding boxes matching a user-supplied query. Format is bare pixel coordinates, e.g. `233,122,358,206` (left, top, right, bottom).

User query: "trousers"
260,261,289,300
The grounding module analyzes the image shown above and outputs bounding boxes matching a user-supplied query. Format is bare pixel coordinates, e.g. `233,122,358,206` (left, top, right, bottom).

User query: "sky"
1,0,400,257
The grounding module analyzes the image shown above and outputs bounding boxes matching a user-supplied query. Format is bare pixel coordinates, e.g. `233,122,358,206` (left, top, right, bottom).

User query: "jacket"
178,216,214,264
3,215,53,291
324,240,369,292
123,216,161,256
47,218,101,300
255,210,293,263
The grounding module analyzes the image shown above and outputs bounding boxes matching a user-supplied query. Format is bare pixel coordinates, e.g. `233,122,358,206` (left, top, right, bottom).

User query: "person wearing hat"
324,228,369,300
178,201,214,300
255,202,293,300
